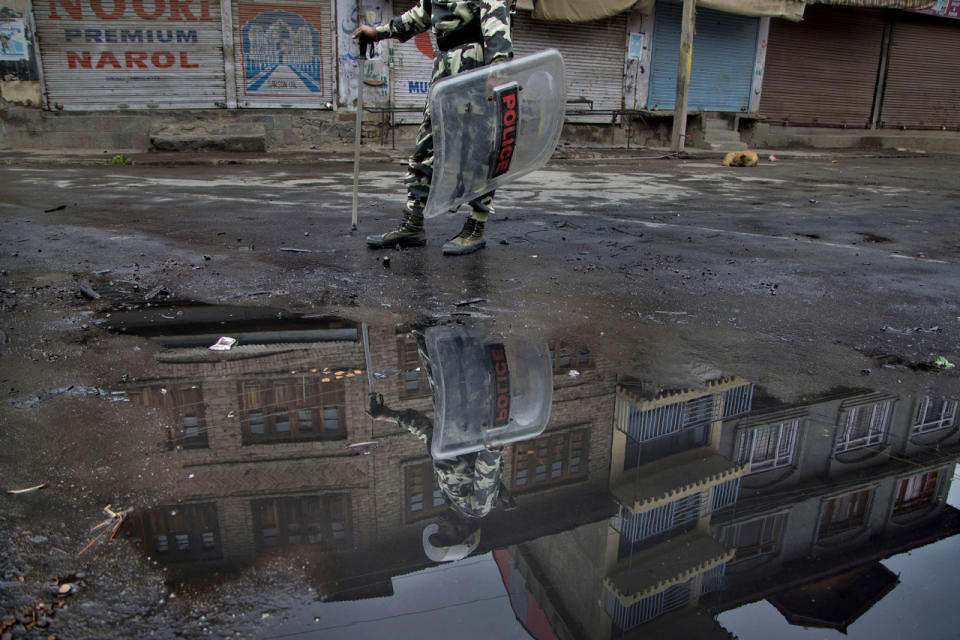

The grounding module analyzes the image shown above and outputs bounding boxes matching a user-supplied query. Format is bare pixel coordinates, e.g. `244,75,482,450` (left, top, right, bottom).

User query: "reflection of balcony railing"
616,379,754,443
605,531,733,630
612,451,747,516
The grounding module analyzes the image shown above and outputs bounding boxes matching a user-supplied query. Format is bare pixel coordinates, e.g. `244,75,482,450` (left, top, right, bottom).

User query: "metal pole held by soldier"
351,22,371,230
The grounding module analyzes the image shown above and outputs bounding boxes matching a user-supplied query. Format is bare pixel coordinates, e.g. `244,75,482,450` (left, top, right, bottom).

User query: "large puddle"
3,303,959,639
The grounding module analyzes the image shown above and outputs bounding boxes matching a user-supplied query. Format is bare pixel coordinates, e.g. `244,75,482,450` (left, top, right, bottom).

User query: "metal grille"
710,477,741,512
737,420,798,473
618,395,717,442
699,563,727,595
605,579,693,631
613,493,703,543
912,396,958,435
835,401,892,453
722,384,754,418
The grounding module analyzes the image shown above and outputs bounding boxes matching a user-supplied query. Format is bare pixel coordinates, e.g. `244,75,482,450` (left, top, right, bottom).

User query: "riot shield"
424,324,553,460
424,49,566,219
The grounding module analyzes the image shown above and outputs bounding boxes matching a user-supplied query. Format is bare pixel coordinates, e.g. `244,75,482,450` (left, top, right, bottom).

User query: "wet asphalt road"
2,153,958,396
1,152,959,638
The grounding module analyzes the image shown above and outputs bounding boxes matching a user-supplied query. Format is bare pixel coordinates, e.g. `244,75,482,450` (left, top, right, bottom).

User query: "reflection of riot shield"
424,49,566,219
425,324,553,459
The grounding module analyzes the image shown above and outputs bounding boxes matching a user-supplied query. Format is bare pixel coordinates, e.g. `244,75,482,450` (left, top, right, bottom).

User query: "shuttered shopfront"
386,3,629,125
34,0,227,109
511,11,628,123
384,0,434,123
760,6,886,128
648,1,759,112
230,0,334,107
878,14,960,130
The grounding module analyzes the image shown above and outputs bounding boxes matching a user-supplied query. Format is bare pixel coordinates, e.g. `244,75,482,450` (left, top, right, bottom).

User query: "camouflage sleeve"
376,0,431,42
390,408,434,446
478,0,513,65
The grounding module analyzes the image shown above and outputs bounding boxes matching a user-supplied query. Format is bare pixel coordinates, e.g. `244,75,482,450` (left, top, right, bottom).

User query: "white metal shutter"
231,0,334,108
512,11,627,123
389,0,434,123
34,0,226,109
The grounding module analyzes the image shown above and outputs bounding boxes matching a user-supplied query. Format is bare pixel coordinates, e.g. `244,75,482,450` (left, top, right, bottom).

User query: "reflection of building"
115,305,960,635
116,308,618,597
705,389,960,630
514,378,960,639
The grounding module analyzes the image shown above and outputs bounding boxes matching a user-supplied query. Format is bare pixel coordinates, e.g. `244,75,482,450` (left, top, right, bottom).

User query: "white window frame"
912,397,958,435
835,401,893,453
737,420,799,473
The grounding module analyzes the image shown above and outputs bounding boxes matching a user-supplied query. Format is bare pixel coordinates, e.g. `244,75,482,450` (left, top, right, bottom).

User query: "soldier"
353,0,514,255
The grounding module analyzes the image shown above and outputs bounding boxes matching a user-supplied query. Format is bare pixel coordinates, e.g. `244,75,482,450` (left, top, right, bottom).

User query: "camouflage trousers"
392,408,503,519
405,42,495,222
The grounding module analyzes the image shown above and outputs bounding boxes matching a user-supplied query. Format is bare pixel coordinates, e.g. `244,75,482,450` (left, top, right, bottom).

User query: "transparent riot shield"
424,324,553,459
424,49,566,219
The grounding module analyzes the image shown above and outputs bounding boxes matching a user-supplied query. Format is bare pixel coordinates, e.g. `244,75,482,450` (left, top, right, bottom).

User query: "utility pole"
670,0,696,154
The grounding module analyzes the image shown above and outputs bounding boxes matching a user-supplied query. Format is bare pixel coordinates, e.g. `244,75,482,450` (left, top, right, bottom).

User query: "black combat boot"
366,207,426,248
442,217,486,255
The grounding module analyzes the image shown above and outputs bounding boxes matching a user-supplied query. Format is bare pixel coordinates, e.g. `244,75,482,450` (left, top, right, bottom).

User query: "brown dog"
722,150,759,167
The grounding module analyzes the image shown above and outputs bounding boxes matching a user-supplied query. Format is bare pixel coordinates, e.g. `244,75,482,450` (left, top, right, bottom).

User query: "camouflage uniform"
375,0,513,220
389,408,504,519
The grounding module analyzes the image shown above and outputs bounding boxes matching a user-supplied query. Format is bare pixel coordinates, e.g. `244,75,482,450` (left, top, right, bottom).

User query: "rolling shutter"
231,0,334,107
389,0,434,123
761,6,885,128
34,0,227,109
512,11,628,123
879,16,960,130
649,1,758,113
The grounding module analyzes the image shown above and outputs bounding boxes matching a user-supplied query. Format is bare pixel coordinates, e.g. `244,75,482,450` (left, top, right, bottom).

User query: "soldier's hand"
352,24,379,43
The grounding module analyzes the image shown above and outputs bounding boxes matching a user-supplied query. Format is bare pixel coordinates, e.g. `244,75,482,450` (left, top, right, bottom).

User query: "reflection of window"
818,489,873,540
835,402,893,453
912,397,958,435
127,384,208,449
894,471,941,515
143,502,221,562
548,342,592,374
616,493,702,558
252,494,350,551
737,420,799,473
239,377,346,444
625,423,708,469
513,428,588,492
720,512,787,562
404,460,446,522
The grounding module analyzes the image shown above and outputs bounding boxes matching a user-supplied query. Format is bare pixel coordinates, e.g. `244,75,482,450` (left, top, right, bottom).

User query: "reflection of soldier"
367,329,516,561
354,0,514,256
370,404,505,518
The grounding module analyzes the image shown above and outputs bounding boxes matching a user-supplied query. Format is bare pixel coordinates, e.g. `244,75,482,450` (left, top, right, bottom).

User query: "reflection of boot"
366,207,426,248
442,217,486,255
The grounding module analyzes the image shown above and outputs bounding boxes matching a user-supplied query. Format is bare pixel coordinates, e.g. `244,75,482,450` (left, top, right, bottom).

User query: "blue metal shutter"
649,1,758,112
